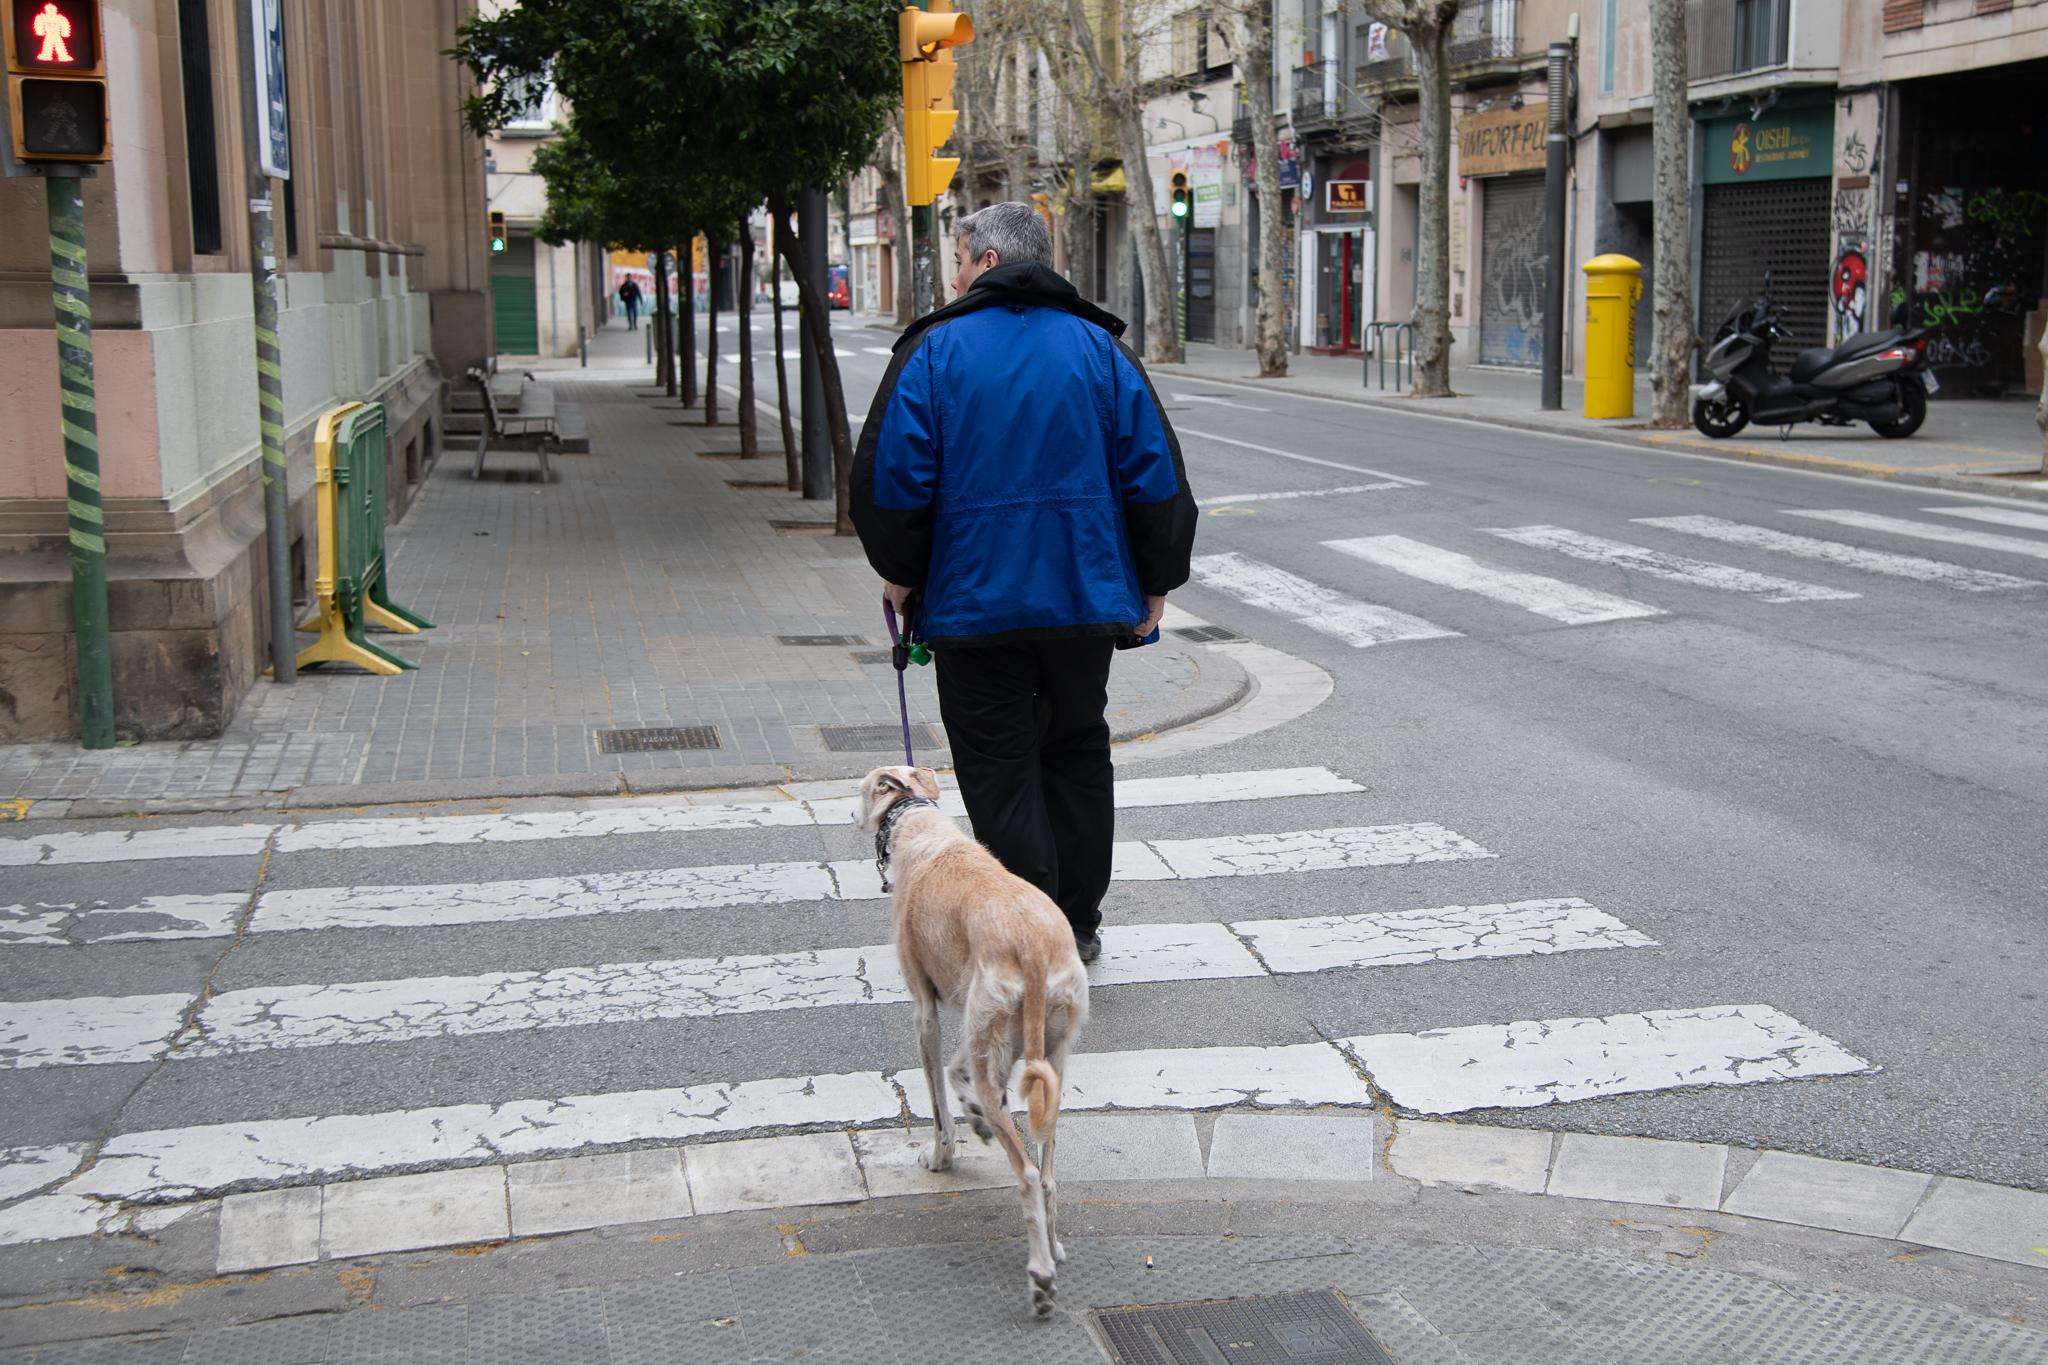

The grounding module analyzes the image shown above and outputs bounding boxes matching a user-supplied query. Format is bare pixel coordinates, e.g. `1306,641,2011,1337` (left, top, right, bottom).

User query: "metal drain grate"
776,634,869,647
1092,1290,1395,1365
595,726,722,753
1171,625,1246,643
847,649,896,666
820,723,943,753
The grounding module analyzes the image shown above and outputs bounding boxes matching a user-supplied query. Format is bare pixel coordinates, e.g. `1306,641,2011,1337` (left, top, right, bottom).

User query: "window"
1600,0,1615,93
501,66,556,130
176,0,221,253
1732,0,1789,71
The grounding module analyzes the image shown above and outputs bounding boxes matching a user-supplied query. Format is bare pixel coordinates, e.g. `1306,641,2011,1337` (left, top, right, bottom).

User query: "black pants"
934,637,1116,937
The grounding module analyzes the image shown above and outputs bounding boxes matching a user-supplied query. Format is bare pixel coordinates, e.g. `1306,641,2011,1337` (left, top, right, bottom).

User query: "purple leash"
884,598,915,766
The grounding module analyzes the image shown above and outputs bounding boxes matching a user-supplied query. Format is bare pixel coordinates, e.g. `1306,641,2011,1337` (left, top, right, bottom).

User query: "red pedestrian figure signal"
32,3,72,62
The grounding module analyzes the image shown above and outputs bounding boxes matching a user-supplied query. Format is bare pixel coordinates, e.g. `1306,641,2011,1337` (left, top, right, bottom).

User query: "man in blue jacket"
851,202,1197,963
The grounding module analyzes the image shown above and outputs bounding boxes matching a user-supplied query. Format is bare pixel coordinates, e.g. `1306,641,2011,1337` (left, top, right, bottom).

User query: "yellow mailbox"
1581,254,1643,419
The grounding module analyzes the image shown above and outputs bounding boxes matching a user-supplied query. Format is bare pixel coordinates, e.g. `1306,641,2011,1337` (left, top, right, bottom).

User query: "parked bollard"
1581,254,1643,419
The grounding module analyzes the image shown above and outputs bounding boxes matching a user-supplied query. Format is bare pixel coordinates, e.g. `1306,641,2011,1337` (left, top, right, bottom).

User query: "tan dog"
859,765,1090,1317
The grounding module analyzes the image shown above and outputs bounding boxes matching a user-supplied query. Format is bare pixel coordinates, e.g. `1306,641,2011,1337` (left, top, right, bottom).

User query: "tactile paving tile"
606,1316,752,1365
326,1302,470,1358
850,1243,1011,1295
600,1272,741,1327
727,1257,888,1358
867,1286,1031,1358
1340,1292,1473,1365
177,1315,333,1365
1445,1324,1586,1364
24,1343,188,1365
1774,1293,2048,1365
468,1288,608,1357
1481,1246,1784,1328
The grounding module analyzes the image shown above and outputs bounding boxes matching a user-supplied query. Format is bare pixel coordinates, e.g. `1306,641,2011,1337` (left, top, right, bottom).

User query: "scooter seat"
1788,348,1835,383
1832,329,1904,361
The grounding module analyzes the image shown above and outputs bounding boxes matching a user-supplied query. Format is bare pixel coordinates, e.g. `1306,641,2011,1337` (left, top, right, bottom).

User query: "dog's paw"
1052,1239,1067,1263
919,1142,954,1172
968,1115,995,1143
1028,1270,1056,1318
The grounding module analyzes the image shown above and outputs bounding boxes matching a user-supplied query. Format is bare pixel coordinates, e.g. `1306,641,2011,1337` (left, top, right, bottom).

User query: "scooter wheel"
1692,392,1749,439
1871,380,1927,439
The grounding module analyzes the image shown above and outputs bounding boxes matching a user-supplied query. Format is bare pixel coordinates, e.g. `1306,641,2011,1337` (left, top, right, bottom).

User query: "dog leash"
882,597,930,766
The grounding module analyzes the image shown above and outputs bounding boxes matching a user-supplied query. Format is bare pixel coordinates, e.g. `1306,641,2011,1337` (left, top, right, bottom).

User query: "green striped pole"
49,174,114,749
249,194,295,683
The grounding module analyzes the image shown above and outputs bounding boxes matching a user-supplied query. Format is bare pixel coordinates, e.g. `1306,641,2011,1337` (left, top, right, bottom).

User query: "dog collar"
874,795,938,893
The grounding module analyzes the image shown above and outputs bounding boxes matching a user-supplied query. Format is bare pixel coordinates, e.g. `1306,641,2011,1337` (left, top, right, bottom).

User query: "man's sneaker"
1074,931,1101,964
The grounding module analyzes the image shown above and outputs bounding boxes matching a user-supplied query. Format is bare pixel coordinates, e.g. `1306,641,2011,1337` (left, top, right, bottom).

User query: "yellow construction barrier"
292,401,433,674
1582,254,1644,419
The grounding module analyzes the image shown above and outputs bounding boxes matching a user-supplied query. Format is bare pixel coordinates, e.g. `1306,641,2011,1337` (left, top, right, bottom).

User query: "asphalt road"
4,311,2043,1224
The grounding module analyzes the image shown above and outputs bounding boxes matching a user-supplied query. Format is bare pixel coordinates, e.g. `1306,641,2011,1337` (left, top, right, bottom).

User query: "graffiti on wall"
1832,241,1869,338
1908,185,2047,392
1840,130,1870,175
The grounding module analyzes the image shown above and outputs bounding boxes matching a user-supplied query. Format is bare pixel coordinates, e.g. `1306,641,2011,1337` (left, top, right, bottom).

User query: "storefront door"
1478,172,1546,367
1186,227,1217,344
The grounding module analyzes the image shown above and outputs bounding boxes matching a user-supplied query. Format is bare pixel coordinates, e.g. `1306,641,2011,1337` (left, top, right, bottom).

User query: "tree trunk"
1647,0,1696,427
772,239,798,489
653,250,673,394
737,229,758,456
1239,4,1290,376
678,238,697,407
772,196,859,535
876,127,913,324
705,236,721,424
1115,103,1179,364
1060,174,1094,300
1410,23,1455,396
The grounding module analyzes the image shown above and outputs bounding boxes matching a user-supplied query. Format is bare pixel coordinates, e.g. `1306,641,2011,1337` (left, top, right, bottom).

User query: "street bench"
466,367,558,482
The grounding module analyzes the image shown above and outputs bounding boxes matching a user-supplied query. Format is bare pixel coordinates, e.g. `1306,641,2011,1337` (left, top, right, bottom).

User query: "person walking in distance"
617,275,643,331
852,202,1196,963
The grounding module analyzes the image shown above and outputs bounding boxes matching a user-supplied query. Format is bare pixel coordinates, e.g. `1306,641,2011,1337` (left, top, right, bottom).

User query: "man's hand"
1138,594,1167,639
883,582,912,613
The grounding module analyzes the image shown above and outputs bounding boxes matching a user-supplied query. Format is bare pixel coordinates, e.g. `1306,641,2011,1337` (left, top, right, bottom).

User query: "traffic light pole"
46,170,114,748
237,0,294,683
911,203,937,318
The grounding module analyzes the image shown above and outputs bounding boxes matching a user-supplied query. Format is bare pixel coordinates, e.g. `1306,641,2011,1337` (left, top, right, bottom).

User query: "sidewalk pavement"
1149,344,2048,502
0,324,1246,814
4,1113,2044,1362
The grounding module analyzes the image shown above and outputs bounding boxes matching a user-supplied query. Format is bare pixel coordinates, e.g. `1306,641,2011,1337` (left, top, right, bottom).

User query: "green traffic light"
1170,201,1187,217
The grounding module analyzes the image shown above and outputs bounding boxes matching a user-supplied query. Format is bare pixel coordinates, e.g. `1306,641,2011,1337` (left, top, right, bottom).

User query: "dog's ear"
909,767,942,801
858,767,912,831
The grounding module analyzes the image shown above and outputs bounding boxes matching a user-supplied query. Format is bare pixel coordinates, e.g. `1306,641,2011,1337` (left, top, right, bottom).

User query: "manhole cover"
820,723,943,753
1092,1290,1394,1364
1171,625,1246,643
595,726,722,753
776,634,868,647
847,649,895,665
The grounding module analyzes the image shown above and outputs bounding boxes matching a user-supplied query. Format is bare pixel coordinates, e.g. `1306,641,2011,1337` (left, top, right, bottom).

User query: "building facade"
0,0,488,743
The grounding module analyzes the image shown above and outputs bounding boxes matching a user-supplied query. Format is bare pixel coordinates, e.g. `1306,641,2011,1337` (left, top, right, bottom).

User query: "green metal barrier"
295,402,434,673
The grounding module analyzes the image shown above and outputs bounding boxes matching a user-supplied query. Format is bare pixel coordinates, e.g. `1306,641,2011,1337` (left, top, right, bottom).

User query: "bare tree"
1219,0,1289,375
1060,0,1178,362
873,115,915,323
1357,0,1461,395
1646,0,1697,426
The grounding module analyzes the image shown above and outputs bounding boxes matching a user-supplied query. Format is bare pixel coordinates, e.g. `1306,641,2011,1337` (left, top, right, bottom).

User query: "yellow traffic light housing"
489,210,507,253
1170,172,1190,219
5,0,110,163
899,3,973,207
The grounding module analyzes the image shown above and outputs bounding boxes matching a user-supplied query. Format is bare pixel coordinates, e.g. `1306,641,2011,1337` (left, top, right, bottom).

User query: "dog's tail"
1019,970,1062,1145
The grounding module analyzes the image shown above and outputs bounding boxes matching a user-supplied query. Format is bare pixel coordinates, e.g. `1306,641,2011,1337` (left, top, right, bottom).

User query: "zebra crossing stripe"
0,768,1366,868
1190,552,1459,648
1197,483,1406,507
1788,509,2048,562
1323,536,1664,625
1341,1004,1873,1115
2,894,246,947
37,1007,1868,1205
1922,504,2048,535
1484,525,1858,602
11,896,1650,1071
0,994,194,1070
1632,515,2037,591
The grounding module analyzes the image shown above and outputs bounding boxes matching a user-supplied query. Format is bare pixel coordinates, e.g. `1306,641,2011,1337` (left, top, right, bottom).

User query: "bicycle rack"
1363,321,1414,391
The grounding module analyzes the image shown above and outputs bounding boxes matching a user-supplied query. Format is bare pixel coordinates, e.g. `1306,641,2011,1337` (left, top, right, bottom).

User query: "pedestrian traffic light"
899,2,974,207
5,0,110,163
1170,172,1190,219
489,211,506,253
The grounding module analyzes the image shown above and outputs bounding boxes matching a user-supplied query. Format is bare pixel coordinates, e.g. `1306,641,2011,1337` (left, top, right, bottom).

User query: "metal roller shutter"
1479,172,1547,368
1698,178,1831,374
1185,227,1217,344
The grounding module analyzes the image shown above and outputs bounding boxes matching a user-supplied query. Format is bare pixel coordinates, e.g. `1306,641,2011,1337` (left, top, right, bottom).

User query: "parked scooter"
1692,276,1936,439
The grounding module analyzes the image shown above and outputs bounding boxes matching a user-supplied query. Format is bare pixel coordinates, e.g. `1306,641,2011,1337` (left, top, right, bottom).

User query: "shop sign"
1327,180,1368,212
1703,103,1832,184
1458,103,1546,176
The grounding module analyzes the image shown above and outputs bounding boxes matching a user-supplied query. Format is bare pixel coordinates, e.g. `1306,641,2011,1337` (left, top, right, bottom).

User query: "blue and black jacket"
850,262,1198,649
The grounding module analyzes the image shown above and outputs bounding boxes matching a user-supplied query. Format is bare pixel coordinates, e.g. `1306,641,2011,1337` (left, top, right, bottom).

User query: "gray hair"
958,202,1053,268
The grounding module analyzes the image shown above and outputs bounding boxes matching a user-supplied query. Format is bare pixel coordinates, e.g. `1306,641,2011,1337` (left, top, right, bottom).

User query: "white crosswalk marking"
0,768,1362,868
1343,1005,1872,1115
1,994,193,1069
1485,525,1858,602
1197,483,1405,507
1190,551,1459,647
1324,536,1664,624
1178,429,1428,485
2,895,246,947
1633,515,2038,591
1789,509,2048,562
1922,504,2048,535
1234,899,1655,972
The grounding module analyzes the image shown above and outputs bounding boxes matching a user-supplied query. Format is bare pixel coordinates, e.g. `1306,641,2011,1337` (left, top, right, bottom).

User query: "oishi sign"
1703,102,1833,184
